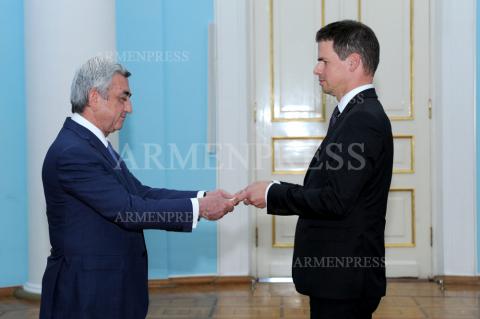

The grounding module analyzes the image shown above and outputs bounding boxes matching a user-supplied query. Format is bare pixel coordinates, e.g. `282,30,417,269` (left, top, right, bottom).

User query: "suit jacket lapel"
64,118,133,191
86,136,135,192
303,88,378,184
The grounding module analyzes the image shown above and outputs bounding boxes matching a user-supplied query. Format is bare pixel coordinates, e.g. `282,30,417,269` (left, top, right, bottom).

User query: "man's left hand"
235,181,270,209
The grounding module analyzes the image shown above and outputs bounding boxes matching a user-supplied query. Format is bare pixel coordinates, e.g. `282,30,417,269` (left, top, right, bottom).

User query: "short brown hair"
316,20,380,75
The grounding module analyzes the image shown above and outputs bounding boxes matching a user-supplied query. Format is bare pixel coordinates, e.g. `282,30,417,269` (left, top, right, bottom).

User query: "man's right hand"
198,191,237,220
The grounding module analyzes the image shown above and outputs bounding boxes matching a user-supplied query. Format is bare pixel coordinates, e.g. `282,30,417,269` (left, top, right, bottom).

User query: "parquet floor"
0,280,478,318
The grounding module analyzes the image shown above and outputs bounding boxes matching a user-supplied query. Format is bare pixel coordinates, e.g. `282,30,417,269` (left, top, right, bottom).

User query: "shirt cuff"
265,180,281,206
190,198,200,229
197,191,206,198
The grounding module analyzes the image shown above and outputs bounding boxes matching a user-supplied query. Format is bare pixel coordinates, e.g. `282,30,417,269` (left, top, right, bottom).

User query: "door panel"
254,0,431,278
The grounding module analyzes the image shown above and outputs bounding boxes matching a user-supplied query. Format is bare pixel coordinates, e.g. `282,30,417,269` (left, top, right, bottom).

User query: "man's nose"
313,63,322,75
125,100,133,113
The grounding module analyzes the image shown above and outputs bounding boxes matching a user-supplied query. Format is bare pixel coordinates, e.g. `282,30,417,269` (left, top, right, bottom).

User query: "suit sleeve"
267,112,385,219
126,170,198,200
57,146,193,232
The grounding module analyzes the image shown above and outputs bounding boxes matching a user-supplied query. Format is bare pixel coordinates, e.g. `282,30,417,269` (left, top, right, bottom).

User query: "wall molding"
215,0,253,276
6,277,256,302
434,276,480,286
148,276,254,289
0,287,17,299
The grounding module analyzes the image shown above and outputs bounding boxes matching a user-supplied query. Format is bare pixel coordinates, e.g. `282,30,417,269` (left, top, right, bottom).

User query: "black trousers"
309,297,381,319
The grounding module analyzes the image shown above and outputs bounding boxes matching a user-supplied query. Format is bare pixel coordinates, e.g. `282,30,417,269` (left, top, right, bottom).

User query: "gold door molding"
269,0,415,121
271,188,416,248
385,188,416,248
272,215,294,248
271,136,324,175
359,0,415,121
393,134,415,174
269,0,331,122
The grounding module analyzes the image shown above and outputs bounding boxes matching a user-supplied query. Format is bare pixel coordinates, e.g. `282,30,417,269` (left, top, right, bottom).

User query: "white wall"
432,0,477,276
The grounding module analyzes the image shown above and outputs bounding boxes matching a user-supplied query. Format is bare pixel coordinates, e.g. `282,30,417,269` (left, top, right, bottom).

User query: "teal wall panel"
116,0,216,278
0,0,28,287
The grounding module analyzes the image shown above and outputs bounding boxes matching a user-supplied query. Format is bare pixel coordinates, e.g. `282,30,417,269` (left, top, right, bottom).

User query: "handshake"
198,181,271,220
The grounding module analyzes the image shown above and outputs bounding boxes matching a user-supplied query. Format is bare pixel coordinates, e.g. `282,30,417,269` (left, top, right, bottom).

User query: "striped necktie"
328,106,341,130
107,142,121,167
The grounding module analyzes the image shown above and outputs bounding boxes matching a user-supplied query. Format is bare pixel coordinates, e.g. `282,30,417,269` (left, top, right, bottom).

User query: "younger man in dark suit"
238,20,393,319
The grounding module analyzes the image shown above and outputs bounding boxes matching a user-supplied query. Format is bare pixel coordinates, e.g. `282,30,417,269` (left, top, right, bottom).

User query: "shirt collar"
337,84,375,114
71,113,109,148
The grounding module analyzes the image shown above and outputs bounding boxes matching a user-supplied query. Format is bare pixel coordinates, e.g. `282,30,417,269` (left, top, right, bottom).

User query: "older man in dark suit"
40,56,237,319
238,20,393,319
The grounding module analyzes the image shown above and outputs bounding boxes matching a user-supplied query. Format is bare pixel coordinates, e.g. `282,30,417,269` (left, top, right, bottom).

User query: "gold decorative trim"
272,215,294,248
271,134,415,175
358,0,414,121
320,0,328,124
271,136,324,175
321,0,326,27
408,0,415,120
389,0,414,121
269,0,414,121
269,0,326,122
269,0,276,122
272,188,416,248
393,134,415,174
385,188,416,248
358,0,362,22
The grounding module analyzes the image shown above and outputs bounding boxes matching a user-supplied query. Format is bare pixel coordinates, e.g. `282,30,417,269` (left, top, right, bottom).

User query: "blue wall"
116,0,217,278
0,0,28,287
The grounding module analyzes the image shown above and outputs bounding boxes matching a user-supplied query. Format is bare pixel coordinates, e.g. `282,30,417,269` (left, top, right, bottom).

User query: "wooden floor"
0,280,479,318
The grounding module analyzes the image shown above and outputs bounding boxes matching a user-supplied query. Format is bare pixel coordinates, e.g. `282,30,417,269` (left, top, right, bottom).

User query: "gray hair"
70,56,131,113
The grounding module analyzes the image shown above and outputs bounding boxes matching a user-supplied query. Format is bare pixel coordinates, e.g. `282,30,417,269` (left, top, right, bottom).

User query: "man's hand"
205,189,240,203
235,181,270,209
198,190,238,220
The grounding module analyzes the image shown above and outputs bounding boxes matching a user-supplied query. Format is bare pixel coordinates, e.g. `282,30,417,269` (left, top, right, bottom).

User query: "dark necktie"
107,142,135,191
107,142,122,169
307,106,341,172
328,106,341,130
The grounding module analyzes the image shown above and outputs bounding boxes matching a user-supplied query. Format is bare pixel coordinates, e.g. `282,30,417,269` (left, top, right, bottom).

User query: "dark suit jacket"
40,118,198,319
267,88,393,299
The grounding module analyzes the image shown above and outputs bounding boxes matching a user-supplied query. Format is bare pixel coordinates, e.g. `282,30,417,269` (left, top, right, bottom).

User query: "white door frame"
430,0,477,276
214,0,254,276
215,0,478,278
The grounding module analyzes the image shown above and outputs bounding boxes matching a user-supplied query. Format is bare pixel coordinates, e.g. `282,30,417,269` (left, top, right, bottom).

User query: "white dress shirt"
264,84,375,206
337,83,374,114
71,113,201,228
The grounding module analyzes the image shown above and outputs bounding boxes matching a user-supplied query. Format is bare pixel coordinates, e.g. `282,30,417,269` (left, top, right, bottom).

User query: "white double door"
253,0,432,278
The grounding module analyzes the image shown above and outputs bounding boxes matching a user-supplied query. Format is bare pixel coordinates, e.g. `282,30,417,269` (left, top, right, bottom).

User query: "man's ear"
347,53,361,72
87,88,99,109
